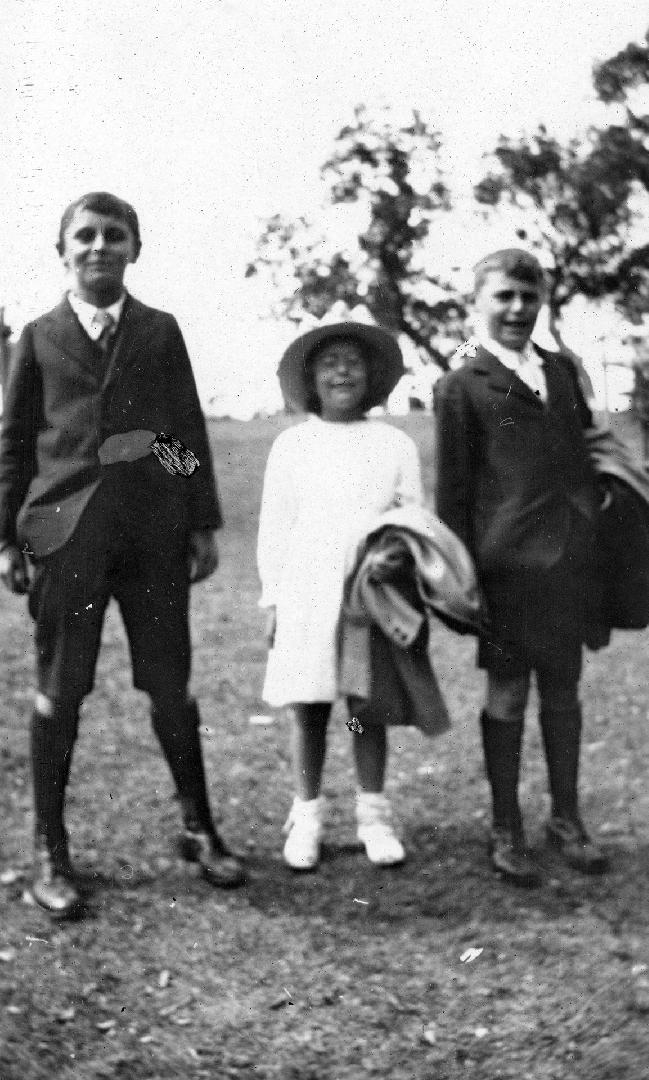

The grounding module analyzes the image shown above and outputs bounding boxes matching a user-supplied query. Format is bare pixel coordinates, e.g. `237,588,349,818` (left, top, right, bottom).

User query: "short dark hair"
303,334,370,415
56,192,141,257
473,248,545,294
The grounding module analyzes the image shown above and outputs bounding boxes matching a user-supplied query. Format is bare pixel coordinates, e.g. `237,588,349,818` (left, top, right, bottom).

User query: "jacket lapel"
472,344,544,410
102,295,156,390
41,295,157,388
42,297,101,380
539,349,569,411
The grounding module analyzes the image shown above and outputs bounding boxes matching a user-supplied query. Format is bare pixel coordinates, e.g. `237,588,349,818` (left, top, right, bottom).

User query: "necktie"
92,310,116,357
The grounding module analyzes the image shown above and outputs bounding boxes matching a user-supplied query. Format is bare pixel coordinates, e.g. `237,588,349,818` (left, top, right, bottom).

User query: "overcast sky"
2,0,648,412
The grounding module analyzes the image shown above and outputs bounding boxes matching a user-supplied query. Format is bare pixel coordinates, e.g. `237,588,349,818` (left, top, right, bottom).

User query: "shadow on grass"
238,820,649,935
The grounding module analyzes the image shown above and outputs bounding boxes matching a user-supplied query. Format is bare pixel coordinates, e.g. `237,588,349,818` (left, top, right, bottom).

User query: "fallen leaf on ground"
269,995,293,1010
159,994,193,1018
460,948,483,964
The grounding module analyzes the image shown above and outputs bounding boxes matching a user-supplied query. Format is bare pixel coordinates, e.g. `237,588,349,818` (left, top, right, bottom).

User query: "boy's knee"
536,663,581,713
34,692,82,720
35,693,55,717
485,674,529,723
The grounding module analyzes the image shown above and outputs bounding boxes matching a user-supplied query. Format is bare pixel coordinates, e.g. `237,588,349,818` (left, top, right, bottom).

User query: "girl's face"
312,339,368,422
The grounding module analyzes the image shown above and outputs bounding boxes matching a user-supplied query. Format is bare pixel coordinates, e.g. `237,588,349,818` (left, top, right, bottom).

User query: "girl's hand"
264,606,277,649
187,529,219,583
0,544,29,594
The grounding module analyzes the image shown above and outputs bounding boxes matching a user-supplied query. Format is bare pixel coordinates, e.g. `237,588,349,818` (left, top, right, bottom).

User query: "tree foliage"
247,105,466,367
593,32,649,113
475,125,648,319
475,31,649,322
592,30,649,320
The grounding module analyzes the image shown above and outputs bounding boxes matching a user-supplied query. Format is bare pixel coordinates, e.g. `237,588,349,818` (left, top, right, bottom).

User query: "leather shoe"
546,816,609,874
178,828,246,888
489,826,542,887
32,840,83,919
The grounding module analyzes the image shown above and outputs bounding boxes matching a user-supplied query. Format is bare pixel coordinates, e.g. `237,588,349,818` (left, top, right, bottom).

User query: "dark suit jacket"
433,344,598,582
0,295,222,557
433,344,607,665
586,425,649,630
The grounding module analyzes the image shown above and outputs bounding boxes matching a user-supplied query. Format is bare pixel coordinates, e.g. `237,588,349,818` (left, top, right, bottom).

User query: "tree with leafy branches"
474,31,649,420
591,30,649,319
474,123,648,323
247,105,466,368
592,28,649,444
474,27,649,325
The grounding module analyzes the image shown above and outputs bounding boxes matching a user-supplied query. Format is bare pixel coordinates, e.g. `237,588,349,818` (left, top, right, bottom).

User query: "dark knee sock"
539,706,582,820
151,697,214,830
31,703,80,852
480,711,524,830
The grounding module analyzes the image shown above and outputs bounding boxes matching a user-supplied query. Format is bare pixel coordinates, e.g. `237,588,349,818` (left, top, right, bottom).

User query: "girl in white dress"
257,322,425,870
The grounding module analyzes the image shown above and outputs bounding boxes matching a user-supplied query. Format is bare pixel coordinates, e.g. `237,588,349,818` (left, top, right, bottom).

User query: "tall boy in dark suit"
0,191,245,917
434,249,608,886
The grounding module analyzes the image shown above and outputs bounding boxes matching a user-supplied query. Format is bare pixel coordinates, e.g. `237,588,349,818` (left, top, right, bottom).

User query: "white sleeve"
257,433,298,608
394,432,424,507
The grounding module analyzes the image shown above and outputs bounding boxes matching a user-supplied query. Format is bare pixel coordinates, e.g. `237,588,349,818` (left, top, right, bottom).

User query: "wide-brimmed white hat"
278,321,405,412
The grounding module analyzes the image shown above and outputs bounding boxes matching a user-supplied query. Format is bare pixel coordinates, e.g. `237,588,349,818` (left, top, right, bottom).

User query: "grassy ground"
1,413,649,1080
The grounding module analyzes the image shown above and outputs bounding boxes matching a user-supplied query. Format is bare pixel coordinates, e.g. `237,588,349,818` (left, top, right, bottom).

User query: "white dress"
257,416,424,706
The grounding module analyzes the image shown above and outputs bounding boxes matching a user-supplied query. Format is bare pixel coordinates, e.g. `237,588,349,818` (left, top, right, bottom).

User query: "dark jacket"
433,344,599,657
434,344,597,574
586,425,649,630
0,295,221,557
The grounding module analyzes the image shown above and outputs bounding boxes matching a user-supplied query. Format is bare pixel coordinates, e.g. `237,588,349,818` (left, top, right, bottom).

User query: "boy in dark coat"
0,192,245,917
433,248,608,886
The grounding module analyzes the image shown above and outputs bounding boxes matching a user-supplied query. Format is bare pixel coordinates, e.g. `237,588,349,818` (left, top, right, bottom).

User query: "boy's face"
474,271,544,351
60,207,137,305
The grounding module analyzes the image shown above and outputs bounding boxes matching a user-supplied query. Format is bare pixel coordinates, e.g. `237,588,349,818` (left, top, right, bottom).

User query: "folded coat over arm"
339,505,485,735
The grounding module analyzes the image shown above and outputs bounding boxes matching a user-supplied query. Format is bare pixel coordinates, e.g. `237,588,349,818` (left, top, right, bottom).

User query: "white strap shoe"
356,792,405,866
282,796,323,870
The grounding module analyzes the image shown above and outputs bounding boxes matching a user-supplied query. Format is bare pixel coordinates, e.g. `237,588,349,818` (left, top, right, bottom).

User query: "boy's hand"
187,529,219,583
264,606,277,649
0,544,29,594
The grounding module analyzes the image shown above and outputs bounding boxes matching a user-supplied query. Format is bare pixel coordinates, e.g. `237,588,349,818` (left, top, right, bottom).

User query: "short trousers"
28,478,191,703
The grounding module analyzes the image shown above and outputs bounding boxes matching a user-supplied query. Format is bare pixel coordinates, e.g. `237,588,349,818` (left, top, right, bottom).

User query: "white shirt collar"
68,291,126,341
478,334,547,401
478,334,537,370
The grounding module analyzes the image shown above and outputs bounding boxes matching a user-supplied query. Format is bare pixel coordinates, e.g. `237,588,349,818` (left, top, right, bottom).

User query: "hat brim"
278,322,405,412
